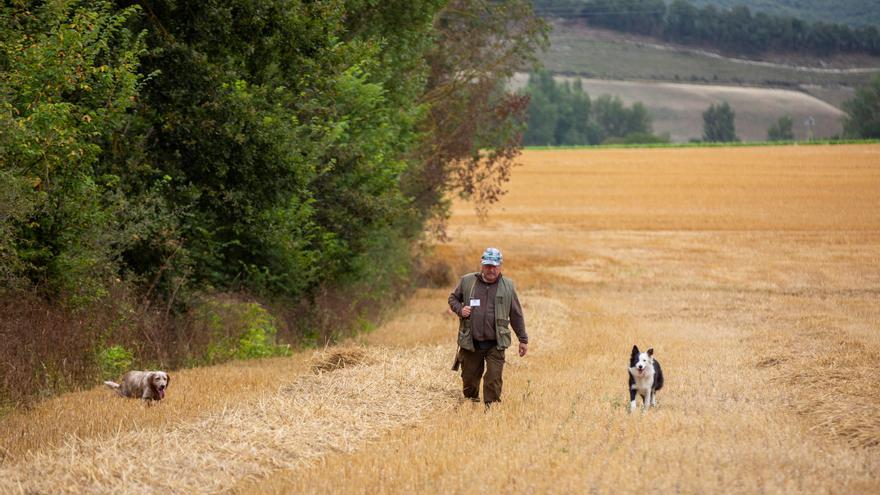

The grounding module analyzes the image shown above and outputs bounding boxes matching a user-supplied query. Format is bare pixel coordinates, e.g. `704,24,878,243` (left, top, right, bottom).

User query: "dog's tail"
104,380,120,391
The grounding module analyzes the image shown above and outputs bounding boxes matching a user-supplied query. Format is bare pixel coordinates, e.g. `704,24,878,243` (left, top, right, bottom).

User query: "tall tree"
842,75,880,138
0,2,147,297
702,101,738,142
405,0,548,224
767,116,794,141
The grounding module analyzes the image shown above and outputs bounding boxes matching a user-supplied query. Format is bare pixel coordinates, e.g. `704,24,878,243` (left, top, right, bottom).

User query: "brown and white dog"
105,371,170,401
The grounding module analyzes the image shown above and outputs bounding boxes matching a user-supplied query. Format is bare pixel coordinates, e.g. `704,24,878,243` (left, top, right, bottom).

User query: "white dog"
628,345,663,412
105,371,170,402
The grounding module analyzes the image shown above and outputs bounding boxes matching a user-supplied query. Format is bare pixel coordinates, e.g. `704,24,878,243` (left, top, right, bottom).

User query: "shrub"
767,116,795,141
98,345,134,381
198,298,290,364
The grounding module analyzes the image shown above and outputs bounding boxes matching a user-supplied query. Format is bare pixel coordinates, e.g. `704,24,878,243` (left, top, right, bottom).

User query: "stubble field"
1,145,878,493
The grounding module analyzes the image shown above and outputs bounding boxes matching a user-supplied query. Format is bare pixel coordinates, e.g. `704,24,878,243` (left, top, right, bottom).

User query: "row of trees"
534,0,880,56
0,1,547,404
525,71,880,145
523,71,667,146
0,0,546,303
703,75,880,142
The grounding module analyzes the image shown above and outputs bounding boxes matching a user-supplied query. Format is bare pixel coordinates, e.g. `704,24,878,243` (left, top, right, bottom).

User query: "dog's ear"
630,345,640,366
647,348,654,357
165,372,170,386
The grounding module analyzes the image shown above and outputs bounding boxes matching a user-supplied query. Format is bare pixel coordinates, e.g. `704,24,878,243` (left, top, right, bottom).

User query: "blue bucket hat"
481,247,503,266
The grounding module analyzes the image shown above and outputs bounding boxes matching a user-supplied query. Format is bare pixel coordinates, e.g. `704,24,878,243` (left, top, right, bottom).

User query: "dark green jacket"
448,272,527,351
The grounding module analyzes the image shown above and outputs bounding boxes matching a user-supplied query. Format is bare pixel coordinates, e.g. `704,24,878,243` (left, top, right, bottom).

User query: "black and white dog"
628,345,663,412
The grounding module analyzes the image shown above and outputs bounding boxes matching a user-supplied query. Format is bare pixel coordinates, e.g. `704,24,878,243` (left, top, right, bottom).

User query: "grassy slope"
3,145,879,493
544,23,880,88
512,73,848,142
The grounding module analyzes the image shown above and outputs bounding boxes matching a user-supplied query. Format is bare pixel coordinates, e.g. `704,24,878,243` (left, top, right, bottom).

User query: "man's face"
480,263,501,283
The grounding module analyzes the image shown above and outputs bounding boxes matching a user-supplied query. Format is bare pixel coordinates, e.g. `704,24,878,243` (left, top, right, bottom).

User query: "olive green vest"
456,272,515,351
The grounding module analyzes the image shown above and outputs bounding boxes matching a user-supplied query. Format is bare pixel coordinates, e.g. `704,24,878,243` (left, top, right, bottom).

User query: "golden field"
1,145,879,494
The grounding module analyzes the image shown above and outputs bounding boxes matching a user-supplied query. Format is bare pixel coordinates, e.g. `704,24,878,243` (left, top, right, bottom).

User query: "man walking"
448,247,528,405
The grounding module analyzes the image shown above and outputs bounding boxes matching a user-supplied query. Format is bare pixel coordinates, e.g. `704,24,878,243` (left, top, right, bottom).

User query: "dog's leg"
645,389,653,410
651,390,658,407
629,387,637,413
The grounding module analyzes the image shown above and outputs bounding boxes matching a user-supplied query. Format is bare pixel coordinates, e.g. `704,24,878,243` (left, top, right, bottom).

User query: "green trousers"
459,346,505,404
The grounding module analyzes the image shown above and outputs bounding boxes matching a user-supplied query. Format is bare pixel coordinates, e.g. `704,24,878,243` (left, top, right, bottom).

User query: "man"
448,247,528,405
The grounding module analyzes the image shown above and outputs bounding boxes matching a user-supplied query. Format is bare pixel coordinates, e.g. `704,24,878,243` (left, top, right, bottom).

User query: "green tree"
523,72,659,146
702,101,738,142
767,116,795,141
0,2,147,299
842,75,880,138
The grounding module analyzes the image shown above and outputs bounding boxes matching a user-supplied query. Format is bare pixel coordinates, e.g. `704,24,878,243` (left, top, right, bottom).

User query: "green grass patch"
525,139,880,151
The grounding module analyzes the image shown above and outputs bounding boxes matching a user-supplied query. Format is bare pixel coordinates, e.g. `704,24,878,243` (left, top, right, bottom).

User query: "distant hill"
687,1,880,28
543,23,880,92
524,20,878,143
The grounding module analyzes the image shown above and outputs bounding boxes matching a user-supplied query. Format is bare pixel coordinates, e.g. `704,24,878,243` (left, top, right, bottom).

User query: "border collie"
628,345,663,412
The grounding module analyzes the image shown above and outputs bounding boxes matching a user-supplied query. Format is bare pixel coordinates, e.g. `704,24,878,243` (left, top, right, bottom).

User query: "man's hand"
518,342,528,357
460,306,472,318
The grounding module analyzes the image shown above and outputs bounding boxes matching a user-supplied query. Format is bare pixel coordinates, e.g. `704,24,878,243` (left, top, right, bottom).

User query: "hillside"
530,21,880,142
688,0,880,28
544,23,880,90
512,74,845,142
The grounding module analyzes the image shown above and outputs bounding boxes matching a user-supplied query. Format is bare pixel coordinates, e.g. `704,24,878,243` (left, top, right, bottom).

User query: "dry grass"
0,355,313,463
1,144,879,493
0,347,459,494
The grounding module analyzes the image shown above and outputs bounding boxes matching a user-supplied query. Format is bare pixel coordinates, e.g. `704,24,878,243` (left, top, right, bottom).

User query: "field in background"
545,23,880,88
523,21,880,143
2,145,879,493
511,73,846,142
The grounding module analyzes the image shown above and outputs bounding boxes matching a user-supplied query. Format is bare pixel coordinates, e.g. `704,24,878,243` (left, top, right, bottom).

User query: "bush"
98,345,134,381
767,116,795,141
523,71,655,146
843,75,880,138
198,298,290,364
703,102,739,142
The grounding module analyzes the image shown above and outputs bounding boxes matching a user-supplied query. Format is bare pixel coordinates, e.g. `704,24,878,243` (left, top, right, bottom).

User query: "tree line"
524,72,880,145
523,71,667,146
534,0,880,56
0,0,545,302
0,0,546,405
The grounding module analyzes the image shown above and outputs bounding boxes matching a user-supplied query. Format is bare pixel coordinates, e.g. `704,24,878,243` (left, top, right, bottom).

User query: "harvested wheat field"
2,144,879,494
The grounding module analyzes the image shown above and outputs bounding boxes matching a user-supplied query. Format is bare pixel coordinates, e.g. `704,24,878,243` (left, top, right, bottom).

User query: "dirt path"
2,146,879,493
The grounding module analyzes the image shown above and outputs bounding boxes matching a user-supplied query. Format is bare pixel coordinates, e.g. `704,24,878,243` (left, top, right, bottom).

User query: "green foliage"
702,102,739,142
767,116,795,141
200,299,290,363
842,75,880,139
0,2,147,300
1,0,548,406
685,0,880,28
523,71,662,146
533,0,880,55
98,344,133,380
